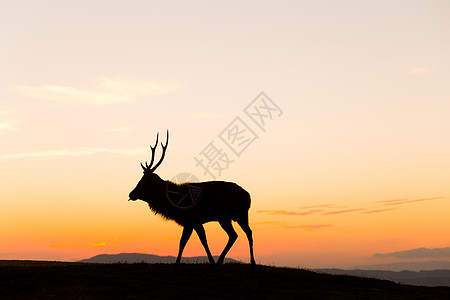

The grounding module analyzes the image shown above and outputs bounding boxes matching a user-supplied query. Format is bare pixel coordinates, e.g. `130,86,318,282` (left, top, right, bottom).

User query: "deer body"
129,132,255,270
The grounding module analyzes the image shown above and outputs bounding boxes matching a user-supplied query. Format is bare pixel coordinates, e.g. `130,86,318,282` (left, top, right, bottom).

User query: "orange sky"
1,1,449,268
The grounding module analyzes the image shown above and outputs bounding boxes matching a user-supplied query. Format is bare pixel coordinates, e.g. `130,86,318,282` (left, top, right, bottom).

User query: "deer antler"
141,133,159,171
149,130,169,173
140,130,169,173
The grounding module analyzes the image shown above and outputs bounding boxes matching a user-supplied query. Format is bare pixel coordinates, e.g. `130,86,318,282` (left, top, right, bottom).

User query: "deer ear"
140,163,146,172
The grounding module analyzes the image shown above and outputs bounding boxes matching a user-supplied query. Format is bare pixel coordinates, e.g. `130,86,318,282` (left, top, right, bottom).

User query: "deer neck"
144,177,169,211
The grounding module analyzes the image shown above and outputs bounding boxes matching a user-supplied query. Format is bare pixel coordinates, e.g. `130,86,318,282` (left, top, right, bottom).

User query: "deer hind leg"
217,219,238,266
176,226,193,267
194,224,215,267
237,216,256,271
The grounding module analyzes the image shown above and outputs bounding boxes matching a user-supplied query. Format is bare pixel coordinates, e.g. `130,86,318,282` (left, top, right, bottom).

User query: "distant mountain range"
353,260,450,272
317,260,450,287
315,269,450,287
78,253,240,264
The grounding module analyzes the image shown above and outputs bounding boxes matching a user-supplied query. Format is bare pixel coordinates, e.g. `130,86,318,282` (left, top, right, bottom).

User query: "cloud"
300,203,333,209
254,221,288,226
11,77,184,105
374,247,450,259
87,242,107,247
404,67,431,75
0,111,18,132
0,121,17,132
258,196,443,223
377,197,443,206
361,208,397,214
322,208,366,215
257,209,322,216
377,198,407,205
51,243,78,248
0,147,145,159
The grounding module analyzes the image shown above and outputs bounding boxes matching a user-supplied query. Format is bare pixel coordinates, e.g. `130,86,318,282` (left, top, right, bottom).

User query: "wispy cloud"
377,197,443,206
377,198,407,205
322,208,366,215
0,147,145,159
362,208,397,214
11,77,184,105
257,209,322,216
404,67,431,75
87,242,107,247
51,243,78,248
259,196,443,222
374,247,450,259
0,121,17,132
254,221,288,226
0,110,18,132
300,203,333,209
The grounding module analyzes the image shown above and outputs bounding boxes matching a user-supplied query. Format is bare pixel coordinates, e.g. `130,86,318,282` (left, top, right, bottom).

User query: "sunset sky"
1,1,449,269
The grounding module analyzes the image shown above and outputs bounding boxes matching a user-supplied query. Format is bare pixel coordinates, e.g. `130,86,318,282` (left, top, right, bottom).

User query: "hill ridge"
77,252,240,264
1,260,450,299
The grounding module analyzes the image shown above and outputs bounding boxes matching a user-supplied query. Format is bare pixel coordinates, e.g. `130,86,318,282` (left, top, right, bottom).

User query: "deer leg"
217,219,238,266
194,224,215,267
176,226,193,267
237,217,256,271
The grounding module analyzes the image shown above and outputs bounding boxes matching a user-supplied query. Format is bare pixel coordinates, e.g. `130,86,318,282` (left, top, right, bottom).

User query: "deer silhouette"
129,131,256,270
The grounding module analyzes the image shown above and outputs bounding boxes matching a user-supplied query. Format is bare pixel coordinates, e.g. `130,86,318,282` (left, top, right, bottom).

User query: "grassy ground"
1,260,450,299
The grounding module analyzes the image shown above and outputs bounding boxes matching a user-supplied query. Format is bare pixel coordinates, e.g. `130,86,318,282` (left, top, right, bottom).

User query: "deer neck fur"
142,176,185,225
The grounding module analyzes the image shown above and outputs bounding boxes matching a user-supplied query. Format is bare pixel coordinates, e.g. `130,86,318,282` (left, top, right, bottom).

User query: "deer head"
129,130,169,201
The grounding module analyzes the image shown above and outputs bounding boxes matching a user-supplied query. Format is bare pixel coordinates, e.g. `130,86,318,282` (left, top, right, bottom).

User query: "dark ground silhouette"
1,261,450,299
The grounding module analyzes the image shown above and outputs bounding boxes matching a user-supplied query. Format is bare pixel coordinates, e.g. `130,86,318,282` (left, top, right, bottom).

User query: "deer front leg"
194,224,215,268
217,219,237,266
176,226,193,268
